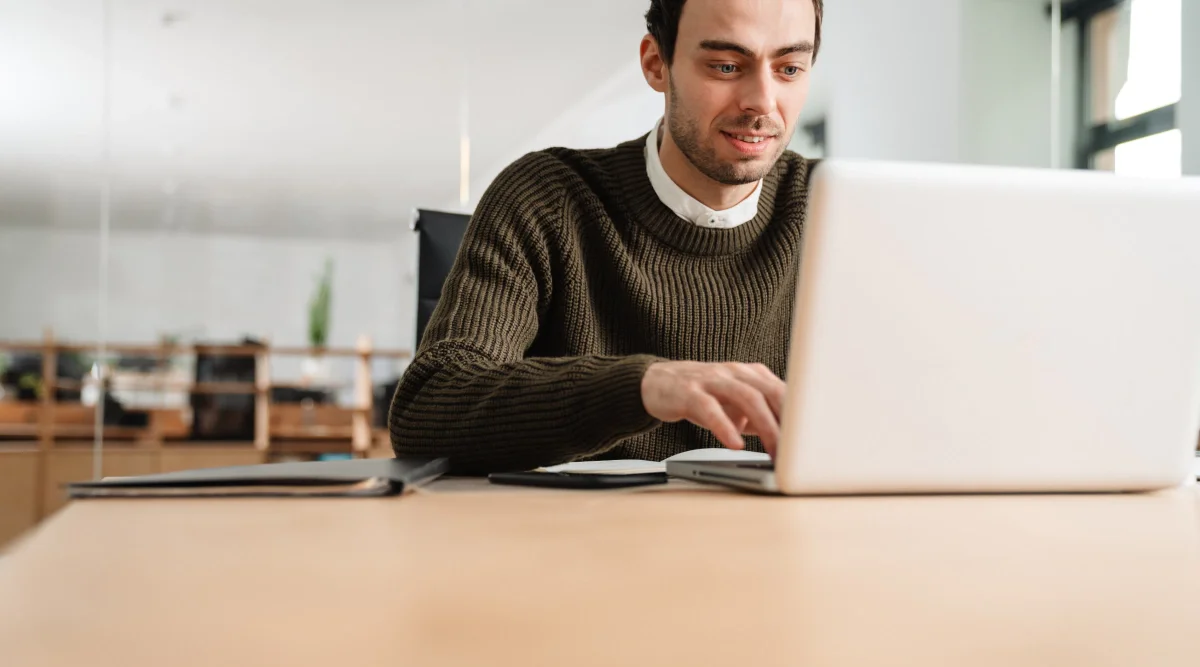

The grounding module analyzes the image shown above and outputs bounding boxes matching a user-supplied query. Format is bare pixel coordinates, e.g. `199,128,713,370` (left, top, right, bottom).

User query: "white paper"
539,449,771,475
663,448,771,464
539,459,665,475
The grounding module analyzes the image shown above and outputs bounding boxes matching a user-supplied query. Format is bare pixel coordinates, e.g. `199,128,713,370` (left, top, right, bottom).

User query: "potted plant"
1,354,46,402
302,258,334,384
16,372,42,402
0,353,8,401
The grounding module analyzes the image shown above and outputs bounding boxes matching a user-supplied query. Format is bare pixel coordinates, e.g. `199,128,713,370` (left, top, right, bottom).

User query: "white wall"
820,0,965,163
1183,0,1200,175
0,0,654,238
961,0,1077,168
0,227,414,378
817,0,1065,168
465,0,1063,182
467,61,662,210
0,228,103,341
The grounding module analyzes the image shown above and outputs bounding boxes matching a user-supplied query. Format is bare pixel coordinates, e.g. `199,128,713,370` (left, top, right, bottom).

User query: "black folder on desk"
66,457,449,499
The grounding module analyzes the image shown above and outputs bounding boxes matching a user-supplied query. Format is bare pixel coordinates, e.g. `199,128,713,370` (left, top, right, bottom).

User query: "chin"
727,157,777,181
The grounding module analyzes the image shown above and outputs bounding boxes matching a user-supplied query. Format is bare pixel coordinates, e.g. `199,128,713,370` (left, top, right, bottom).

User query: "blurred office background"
0,0,1196,545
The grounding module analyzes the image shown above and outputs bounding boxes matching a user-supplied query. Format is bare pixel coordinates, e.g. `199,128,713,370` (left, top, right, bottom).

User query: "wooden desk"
1,481,1199,667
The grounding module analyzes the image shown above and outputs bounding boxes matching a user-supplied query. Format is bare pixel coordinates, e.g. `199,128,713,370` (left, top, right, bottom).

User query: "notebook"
67,457,449,499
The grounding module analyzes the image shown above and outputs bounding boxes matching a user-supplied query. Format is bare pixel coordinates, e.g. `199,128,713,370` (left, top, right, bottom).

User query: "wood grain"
0,448,39,550
269,404,354,430
1,481,1198,667
40,449,159,518
158,447,264,474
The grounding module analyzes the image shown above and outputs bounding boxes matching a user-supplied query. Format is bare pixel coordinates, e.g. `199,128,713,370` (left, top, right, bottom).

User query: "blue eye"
782,66,801,77
716,64,737,75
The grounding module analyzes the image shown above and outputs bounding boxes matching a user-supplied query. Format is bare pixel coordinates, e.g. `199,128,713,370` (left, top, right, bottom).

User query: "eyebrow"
698,39,814,59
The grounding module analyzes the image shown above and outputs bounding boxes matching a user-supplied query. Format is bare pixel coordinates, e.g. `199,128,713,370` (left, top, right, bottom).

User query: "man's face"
665,0,816,185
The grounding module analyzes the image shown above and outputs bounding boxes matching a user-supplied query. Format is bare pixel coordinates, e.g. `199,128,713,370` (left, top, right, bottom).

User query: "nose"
737,65,777,118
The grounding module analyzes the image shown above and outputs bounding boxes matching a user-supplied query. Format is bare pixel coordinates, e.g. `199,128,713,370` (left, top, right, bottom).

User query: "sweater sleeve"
389,152,663,474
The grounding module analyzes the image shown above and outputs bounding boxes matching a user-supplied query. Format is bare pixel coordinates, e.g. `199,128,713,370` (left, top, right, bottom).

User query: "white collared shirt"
644,118,763,229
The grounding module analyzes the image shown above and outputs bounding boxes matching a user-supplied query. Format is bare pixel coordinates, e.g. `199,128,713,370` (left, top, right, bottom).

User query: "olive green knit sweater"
390,135,813,474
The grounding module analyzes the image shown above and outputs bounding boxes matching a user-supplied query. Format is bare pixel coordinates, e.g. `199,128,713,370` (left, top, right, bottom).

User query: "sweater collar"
616,134,783,257
644,118,763,229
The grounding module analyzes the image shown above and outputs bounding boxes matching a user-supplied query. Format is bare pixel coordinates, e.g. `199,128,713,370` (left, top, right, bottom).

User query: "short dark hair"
645,0,824,66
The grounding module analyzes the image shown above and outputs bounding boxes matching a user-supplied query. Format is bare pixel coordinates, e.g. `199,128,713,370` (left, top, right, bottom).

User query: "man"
391,0,823,473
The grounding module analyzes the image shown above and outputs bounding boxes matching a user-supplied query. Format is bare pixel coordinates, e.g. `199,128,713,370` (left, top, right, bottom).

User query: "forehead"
677,0,816,53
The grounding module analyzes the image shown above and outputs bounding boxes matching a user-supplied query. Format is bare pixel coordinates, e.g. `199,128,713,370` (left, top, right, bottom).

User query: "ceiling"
0,0,656,238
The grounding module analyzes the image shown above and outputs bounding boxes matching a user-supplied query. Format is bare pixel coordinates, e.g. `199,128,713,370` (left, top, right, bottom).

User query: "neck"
658,125,758,211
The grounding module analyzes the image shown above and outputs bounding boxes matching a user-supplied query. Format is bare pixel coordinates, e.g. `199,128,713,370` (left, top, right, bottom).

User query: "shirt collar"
644,118,763,229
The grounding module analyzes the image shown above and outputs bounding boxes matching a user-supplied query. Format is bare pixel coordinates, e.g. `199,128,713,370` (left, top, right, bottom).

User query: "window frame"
1056,0,1180,169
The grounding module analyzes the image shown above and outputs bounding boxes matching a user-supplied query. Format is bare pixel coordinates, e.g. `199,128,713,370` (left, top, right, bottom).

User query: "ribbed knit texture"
390,135,813,474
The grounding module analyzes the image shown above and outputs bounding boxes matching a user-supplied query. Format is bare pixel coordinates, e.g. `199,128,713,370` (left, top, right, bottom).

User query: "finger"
761,432,777,458
731,363,787,420
724,408,773,456
723,408,764,436
687,394,745,450
723,408,775,456
710,378,780,452
728,413,775,457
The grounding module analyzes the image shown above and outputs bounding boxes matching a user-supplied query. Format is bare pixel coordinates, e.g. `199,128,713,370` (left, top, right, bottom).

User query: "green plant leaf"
308,257,334,348
17,373,43,398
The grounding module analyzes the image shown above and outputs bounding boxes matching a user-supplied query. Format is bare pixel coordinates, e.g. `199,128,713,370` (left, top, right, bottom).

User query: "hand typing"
640,361,785,455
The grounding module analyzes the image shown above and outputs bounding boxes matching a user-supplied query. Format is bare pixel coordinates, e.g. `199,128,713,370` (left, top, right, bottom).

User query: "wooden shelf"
270,440,355,455
54,379,389,397
162,441,258,449
1,326,414,548
49,440,151,450
0,424,146,440
1,341,410,359
271,346,411,358
32,440,262,451
0,343,47,354
1,332,403,465
265,347,410,359
269,381,352,391
190,382,260,395
49,379,261,394
269,426,354,440
190,344,267,357
0,425,39,438
55,343,263,357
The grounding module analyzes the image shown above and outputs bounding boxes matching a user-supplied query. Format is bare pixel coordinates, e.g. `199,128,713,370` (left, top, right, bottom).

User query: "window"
1063,0,1182,175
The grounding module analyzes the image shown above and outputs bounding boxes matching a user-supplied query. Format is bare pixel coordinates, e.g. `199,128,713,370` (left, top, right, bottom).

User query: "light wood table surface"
1,479,1199,667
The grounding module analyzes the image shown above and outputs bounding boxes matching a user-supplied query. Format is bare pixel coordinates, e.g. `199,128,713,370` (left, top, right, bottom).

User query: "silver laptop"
668,160,1200,494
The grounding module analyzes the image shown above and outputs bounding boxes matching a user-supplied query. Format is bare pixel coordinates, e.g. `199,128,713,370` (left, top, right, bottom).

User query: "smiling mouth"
721,131,777,156
727,133,771,144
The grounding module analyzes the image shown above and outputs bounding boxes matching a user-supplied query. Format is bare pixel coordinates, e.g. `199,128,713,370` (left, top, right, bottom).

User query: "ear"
640,34,668,94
